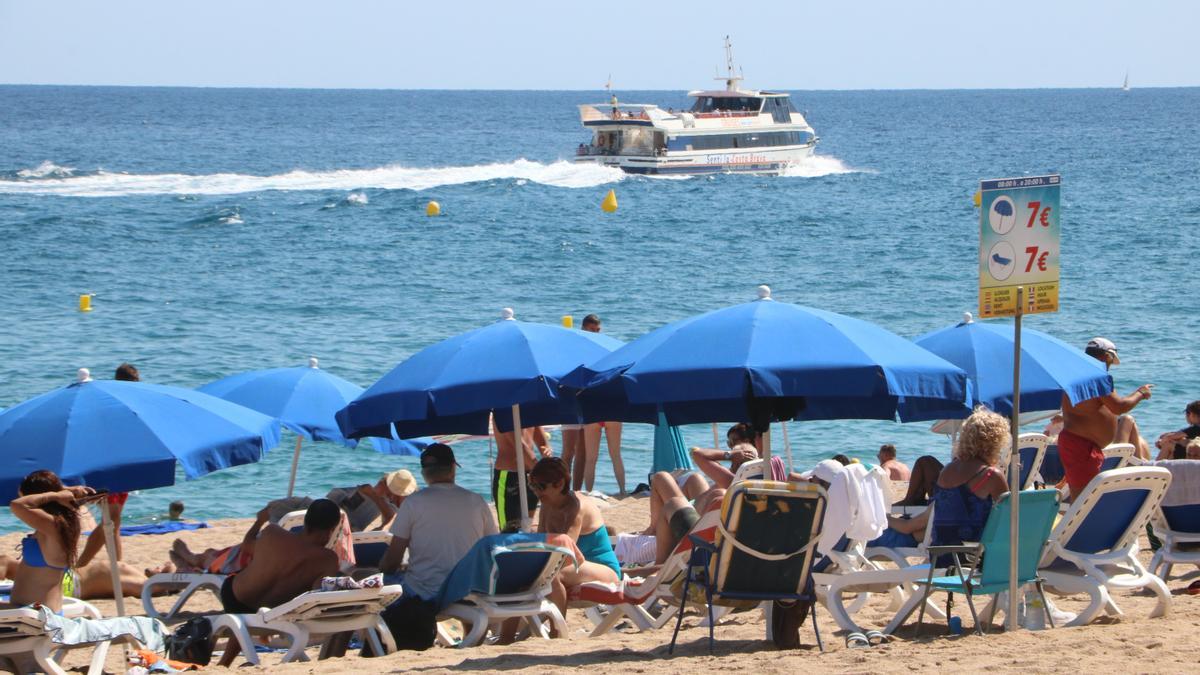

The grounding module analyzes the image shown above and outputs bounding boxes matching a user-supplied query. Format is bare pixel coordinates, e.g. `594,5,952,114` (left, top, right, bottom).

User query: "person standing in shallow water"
1059,338,1153,500
576,314,627,495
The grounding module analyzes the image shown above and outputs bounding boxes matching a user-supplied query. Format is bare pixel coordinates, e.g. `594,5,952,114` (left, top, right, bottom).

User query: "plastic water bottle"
948,615,963,635
1022,590,1047,630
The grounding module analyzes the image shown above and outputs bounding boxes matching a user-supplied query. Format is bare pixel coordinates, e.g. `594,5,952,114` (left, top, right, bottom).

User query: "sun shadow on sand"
395,637,811,672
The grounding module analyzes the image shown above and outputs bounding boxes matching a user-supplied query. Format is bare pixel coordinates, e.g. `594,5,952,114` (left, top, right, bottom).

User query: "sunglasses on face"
530,480,548,492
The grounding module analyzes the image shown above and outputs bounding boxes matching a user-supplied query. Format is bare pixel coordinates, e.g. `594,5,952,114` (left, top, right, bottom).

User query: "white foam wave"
345,192,369,205
16,161,76,179
0,159,624,197
779,155,861,178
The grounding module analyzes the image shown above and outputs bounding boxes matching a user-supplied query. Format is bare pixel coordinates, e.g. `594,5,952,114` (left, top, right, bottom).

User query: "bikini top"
929,466,997,547
21,534,66,571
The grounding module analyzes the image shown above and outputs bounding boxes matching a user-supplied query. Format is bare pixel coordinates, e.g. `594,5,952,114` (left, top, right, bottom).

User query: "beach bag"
770,597,811,649
167,616,213,666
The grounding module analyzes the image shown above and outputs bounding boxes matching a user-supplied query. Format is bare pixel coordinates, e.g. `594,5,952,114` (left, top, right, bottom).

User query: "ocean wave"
0,159,626,197
13,161,77,179
779,155,862,177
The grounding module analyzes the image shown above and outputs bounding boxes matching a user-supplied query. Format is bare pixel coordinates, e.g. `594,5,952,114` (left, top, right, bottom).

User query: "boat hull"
573,143,816,175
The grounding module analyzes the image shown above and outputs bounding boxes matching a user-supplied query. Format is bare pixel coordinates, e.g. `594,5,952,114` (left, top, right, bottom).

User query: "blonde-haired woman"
882,407,1010,546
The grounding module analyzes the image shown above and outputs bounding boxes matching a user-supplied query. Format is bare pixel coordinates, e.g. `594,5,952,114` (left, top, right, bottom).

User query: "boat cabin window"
763,97,797,123
689,96,762,114
592,128,660,155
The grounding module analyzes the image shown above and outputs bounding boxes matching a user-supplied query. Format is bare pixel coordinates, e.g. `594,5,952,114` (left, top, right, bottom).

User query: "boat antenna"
715,35,743,91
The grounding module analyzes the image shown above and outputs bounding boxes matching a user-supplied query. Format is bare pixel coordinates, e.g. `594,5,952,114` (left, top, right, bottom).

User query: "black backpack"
167,616,213,666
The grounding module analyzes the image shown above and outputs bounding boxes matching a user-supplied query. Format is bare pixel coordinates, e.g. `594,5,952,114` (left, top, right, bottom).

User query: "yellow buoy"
561,315,574,329
972,190,982,208
78,294,92,312
601,189,618,213
426,200,441,216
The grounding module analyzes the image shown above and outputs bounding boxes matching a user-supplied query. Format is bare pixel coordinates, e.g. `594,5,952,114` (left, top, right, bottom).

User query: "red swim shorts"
106,491,130,506
1058,429,1103,498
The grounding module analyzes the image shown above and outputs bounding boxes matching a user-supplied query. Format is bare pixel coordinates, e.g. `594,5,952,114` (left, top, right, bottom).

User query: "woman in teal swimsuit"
8,470,95,612
530,458,621,620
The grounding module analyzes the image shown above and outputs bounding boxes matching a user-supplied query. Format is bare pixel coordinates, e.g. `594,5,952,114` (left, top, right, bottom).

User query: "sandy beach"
4,494,1197,674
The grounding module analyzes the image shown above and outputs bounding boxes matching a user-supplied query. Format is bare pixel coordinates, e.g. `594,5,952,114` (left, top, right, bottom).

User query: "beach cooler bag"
167,616,213,665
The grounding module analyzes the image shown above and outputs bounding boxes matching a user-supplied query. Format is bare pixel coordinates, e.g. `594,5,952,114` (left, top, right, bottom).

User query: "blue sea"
1,86,1198,532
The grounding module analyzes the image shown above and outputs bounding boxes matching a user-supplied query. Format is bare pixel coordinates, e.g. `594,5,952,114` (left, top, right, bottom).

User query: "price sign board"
978,174,1061,318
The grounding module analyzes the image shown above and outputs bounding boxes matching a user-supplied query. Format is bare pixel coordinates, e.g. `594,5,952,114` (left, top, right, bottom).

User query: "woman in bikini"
7,470,95,611
882,407,1010,547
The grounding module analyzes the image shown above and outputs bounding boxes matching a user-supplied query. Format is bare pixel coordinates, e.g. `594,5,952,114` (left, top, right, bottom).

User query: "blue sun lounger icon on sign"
991,252,1013,266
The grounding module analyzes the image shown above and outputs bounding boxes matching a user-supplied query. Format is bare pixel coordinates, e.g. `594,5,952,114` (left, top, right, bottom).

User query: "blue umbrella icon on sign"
988,195,1017,234
993,200,1013,218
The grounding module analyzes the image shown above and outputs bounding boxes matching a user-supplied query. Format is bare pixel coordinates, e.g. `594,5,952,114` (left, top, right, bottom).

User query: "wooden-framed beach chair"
1039,466,1171,626
209,584,401,665
668,480,826,654
436,538,571,648
907,489,1060,636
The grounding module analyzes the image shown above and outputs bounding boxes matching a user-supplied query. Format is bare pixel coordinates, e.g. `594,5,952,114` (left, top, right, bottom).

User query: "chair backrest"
350,531,394,568
490,545,568,597
732,459,765,483
279,509,307,533
1045,466,1170,562
1159,504,1200,535
1100,443,1134,471
999,433,1048,491
712,480,826,597
976,489,1060,587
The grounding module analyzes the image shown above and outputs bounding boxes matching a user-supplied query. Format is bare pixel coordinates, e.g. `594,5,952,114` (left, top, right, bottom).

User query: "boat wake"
779,155,862,177
0,159,626,197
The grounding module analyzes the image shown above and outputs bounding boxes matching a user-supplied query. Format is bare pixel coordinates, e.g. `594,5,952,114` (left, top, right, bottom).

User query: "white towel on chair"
1148,460,1200,507
818,463,888,555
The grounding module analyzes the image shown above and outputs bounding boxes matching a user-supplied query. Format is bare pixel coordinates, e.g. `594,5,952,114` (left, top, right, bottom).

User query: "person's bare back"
1062,394,1119,448
232,525,338,610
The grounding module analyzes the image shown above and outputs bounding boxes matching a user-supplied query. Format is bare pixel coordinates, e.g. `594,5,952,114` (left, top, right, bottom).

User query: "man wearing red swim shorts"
1060,338,1153,500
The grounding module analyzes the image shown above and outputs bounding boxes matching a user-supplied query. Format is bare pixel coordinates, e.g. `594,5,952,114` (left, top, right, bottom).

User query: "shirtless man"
1059,337,1153,500
877,444,911,481
493,425,552,532
215,499,340,666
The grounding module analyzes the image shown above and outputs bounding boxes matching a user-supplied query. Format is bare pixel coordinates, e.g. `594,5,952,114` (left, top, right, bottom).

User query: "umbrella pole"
511,404,531,532
286,435,304,498
781,421,794,474
711,422,719,450
1007,287,1024,631
101,500,127,618
762,427,772,464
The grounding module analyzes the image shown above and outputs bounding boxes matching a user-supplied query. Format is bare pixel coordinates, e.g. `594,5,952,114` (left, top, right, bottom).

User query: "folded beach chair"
0,601,157,675
1147,460,1200,581
435,534,573,648
669,480,826,654
209,584,402,665
905,489,1060,636
999,433,1049,491
1039,466,1171,626
571,500,725,637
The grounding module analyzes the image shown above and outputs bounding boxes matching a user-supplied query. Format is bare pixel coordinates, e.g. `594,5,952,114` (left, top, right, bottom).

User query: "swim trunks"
667,506,700,550
492,469,539,533
219,575,256,614
1058,429,1104,498
106,492,130,506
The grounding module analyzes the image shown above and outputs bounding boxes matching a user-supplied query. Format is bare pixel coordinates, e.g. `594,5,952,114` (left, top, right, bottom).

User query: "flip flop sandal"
845,632,871,649
866,630,890,646
1187,580,1200,595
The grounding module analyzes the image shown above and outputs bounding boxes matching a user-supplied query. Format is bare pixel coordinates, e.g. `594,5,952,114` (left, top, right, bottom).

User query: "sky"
1,1,1196,90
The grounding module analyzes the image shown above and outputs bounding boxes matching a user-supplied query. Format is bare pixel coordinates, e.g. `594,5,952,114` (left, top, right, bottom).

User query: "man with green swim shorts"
493,426,553,532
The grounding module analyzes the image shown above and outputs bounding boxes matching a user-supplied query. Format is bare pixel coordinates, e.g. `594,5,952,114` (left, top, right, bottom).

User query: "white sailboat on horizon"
1121,72,1130,91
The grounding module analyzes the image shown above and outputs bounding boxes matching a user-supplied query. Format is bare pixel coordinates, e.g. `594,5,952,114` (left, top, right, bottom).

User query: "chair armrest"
687,534,717,553
925,544,981,557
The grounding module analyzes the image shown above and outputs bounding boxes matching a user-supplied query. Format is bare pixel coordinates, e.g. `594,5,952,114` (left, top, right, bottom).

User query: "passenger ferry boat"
573,39,818,175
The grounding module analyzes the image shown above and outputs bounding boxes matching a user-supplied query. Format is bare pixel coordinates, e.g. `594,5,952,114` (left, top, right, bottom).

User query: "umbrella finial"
308,356,319,368
77,368,92,383
500,307,515,321
962,312,974,325
756,285,772,301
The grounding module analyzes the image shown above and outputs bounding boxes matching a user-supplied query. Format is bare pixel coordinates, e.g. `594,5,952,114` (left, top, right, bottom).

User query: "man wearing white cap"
1059,337,1154,500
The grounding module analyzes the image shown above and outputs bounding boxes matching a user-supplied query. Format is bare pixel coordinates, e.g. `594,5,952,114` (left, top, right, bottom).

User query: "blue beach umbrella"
337,309,623,529
0,370,281,502
565,288,973,450
199,357,429,497
914,313,1113,416
651,411,691,475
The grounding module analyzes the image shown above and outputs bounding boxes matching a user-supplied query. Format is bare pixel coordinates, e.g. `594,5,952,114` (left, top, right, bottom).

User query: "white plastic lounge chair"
1148,460,1200,581
278,509,307,532
731,459,765,483
438,543,570,647
209,584,402,665
0,599,128,675
1100,443,1134,471
999,433,1049,491
1039,466,1171,626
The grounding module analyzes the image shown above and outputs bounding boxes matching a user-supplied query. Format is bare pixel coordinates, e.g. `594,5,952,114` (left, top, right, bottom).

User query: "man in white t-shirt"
376,443,498,650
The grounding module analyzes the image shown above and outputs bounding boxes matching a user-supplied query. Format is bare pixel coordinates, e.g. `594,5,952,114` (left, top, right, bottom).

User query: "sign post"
978,174,1060,631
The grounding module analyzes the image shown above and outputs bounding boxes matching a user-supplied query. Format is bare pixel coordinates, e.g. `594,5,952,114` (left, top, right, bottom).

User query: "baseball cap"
420,443,460,470
1086,337,1120,365
383,469,417,497
799,459,844,485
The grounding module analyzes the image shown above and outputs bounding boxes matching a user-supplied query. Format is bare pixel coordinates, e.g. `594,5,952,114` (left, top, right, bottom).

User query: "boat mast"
716,35,744,92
